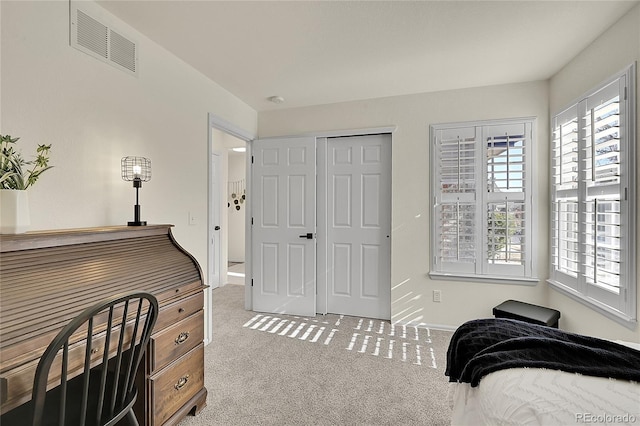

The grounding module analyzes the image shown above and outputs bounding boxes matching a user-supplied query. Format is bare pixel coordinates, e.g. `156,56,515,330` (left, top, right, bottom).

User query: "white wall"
1,1,257,287
259,80,550,331
549,4,640,342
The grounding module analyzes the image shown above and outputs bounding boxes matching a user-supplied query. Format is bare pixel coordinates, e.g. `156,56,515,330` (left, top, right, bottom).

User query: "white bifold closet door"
324,134,391,320
251,133,392,320
251,137,316,317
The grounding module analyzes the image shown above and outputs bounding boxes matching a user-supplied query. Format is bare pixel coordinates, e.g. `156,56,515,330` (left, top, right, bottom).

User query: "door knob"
214,226,221,230
299,233,313,239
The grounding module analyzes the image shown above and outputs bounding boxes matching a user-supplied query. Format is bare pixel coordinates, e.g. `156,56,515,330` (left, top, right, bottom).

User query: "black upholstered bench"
493,299,561,328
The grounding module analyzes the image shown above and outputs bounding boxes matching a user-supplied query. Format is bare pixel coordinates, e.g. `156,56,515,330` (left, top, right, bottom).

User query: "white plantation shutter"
438,130,477,195
431,118,534,280
434,126,479,274
438,203,476,263
583,83,623,307
550,65,636,322
485,126,527,194
484,123,530,277
552,106,581,289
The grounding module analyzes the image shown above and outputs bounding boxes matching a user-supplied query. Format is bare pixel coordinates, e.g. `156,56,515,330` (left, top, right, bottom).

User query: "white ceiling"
97,0,638,112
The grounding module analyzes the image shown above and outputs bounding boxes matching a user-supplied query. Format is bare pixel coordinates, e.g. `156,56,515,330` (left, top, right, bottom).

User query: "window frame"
549,64,637,326
429,117,537,284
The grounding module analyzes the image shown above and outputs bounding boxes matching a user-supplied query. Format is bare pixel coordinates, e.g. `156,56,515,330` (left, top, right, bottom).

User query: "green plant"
0,134,53,190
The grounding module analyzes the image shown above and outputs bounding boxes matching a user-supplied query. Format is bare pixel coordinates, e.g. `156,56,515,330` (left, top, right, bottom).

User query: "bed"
446,318,640,425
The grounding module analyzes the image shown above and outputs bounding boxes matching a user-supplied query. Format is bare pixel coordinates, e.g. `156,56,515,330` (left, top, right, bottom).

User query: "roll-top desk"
0,225,207,425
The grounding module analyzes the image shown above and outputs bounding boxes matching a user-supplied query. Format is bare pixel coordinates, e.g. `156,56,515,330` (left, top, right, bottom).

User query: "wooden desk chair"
2,292,158,426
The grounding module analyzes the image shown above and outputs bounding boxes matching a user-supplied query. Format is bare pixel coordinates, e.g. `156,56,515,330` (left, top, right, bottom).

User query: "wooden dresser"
0,225,207,425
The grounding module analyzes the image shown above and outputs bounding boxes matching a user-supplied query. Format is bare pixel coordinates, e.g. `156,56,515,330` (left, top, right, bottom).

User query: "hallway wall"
228,152,246,262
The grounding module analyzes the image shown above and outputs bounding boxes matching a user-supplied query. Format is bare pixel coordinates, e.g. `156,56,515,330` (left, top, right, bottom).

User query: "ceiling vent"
70,4,138,76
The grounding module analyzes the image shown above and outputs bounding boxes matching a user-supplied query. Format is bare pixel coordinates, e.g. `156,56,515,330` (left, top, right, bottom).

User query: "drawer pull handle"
175,332,190,345
178,308,185,313
174,375,190,390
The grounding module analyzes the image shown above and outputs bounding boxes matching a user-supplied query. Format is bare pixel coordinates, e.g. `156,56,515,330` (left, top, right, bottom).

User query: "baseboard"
392,319,457,332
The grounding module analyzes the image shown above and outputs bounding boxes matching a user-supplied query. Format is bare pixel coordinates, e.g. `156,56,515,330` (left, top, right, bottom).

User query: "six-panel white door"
325,134,392,319
251,137,316,317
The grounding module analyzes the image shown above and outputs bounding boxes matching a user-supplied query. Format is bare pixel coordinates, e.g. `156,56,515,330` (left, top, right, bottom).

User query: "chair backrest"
30,292,159,426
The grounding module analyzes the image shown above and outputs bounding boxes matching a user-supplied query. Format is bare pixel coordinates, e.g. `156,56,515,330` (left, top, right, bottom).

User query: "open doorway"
206,113,254,344
227,144,246,285
209,126,247,287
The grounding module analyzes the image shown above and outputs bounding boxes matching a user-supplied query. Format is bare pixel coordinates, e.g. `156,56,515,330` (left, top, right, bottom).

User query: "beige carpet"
179,284,454,426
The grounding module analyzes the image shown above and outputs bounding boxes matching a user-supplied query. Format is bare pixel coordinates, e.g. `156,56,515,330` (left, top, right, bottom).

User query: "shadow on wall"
391,277,426,326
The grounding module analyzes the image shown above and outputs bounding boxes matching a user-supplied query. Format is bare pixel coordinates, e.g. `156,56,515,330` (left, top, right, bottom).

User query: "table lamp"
121,156,151,226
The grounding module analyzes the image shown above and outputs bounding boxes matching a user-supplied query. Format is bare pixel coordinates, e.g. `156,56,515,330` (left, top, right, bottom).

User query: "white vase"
0,190,30,234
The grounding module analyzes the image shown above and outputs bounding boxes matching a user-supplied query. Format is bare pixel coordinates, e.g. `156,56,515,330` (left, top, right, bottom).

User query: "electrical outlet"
433,290,442,303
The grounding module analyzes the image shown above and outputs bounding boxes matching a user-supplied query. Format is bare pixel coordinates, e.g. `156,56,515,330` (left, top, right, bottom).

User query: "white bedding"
449,340,640,426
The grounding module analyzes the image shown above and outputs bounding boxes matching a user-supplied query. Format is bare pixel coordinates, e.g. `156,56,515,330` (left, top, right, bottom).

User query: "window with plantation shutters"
430,118,535,281
550,65,636,323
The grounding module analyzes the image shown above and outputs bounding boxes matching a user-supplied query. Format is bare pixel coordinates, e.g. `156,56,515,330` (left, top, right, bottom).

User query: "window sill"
547,279,637,330
428,271,539,286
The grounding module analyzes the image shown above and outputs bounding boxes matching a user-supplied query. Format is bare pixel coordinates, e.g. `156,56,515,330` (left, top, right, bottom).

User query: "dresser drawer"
150,310,203,372
155,291,203,332
154,280,203,305
150,343,204,426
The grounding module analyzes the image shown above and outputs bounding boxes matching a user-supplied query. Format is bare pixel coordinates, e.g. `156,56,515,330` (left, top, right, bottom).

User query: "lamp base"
127,221,147,226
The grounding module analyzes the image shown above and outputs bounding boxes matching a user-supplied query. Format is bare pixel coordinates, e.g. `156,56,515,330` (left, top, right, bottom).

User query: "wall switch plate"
433,290,441,303
188,212,197,226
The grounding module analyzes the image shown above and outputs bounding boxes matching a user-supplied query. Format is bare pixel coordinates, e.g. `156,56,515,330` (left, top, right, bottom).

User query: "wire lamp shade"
121,156,151,182
121,156,151,226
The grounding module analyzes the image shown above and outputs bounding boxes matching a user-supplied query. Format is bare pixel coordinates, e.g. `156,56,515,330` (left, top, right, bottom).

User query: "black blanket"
445,318,640,387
